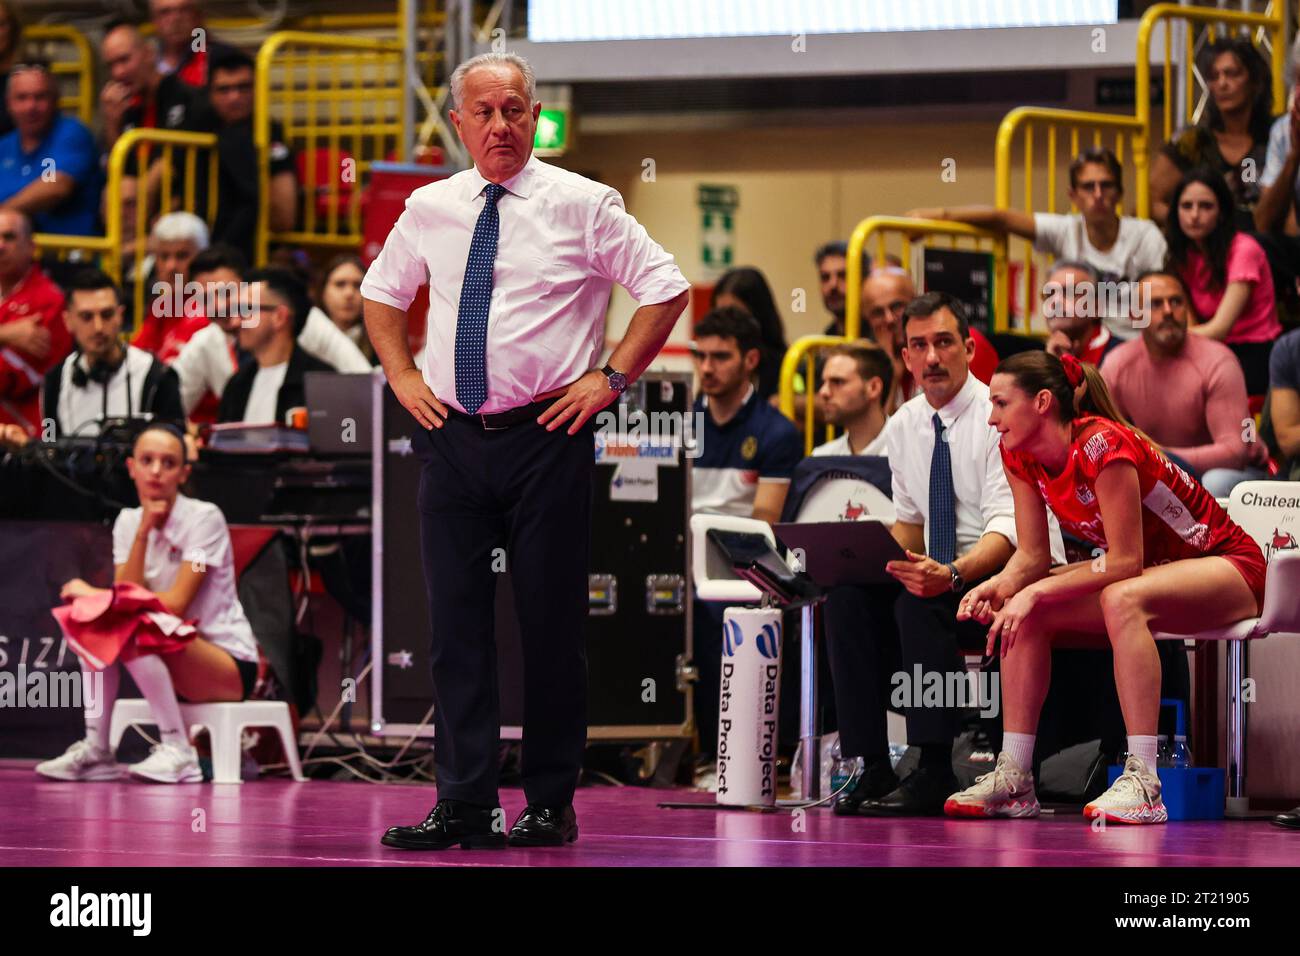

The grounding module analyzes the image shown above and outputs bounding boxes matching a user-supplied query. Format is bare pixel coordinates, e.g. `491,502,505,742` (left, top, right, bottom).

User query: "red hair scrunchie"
1060,352,1085,388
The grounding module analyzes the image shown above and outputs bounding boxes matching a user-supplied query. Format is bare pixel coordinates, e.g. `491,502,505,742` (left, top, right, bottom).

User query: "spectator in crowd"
216,269,331,424
0,209,69,434
37,422,261,784
910,148,1166,340
1164,168,1282,396
1265,325,1300,480
815,240,870,338
99,20,201,156
42,269,182,438
133,212,211,362
711,266,788,403
856,292,1065,817
1101,271,1269,497
863,269,998,412
1150,37,1273,229
0,61,101,237
689,307,802,774
812,340,891,456
316,254,376,365
0,0,22,137
149,0,238,90
1254,33,1300,236
1041,260,1121,365
185,48,296,262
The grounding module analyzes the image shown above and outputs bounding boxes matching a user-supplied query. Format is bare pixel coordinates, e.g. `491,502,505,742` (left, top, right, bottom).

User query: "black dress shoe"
380,799,507,850
833,759,899,816
1272,806,1300,830
508,804,579,847
857,764,959,817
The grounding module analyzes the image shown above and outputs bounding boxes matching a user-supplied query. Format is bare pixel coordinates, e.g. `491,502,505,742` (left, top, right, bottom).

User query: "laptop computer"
771,518,905,587
305,371,375,455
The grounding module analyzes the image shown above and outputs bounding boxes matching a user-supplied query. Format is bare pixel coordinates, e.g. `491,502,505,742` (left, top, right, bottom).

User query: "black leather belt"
449,399,554,430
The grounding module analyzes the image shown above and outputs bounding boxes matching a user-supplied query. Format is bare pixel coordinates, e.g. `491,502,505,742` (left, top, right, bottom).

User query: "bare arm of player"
958,471,1054,624
984,461,1145,657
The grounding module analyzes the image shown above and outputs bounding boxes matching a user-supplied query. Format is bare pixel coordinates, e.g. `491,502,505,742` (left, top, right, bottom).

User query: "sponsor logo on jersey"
1075,483,1096,506
1082,432,1110,464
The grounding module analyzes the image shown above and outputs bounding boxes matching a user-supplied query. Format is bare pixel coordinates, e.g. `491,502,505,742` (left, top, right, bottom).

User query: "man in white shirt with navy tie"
361,52,690,850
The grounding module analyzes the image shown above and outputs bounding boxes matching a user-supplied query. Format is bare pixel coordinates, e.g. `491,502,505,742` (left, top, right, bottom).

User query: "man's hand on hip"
535,369,619,435
392,367,448,430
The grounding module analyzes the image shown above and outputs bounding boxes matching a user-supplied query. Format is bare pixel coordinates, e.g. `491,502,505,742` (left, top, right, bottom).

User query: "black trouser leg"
502,420,594,807
416,417,507,806
893,586,987,749
822,583,902,761
692,598,727,756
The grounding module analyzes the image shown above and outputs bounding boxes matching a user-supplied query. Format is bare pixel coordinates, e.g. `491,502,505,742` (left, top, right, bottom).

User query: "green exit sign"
534,108,569,155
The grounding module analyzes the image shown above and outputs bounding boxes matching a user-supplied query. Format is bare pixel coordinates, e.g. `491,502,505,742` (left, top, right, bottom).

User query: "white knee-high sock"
82,660,120,753
1002,732,1036,773
123,654,189,750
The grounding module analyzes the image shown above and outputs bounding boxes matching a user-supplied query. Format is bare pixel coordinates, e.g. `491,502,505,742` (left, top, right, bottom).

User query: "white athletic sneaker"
1084,755,1168,825
35,738,124,782
127,742,204,784
944,752,1041,818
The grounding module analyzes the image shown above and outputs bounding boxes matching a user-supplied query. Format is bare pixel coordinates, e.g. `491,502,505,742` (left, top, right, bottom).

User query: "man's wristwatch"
946,562,964,593
600,364,629,394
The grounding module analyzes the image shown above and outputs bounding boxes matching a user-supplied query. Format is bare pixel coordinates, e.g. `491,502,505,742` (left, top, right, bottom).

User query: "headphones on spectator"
71,338,134,421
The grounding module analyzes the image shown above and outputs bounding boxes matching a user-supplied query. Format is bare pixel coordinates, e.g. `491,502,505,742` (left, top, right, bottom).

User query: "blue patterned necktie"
454,182,507,414
928,412,957,565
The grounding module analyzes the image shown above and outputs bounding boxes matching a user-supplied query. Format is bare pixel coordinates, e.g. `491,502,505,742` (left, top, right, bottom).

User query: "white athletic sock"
123,654,189,750
1002,732,1035,773
81,660,120,753
1126,735,1159,769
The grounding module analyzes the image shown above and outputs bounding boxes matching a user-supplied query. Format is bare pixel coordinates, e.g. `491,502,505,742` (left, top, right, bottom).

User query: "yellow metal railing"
993,108,1147,331
24,25,94,124
1136,3,1285,146
255,32,408,264
778,216,1001,451
34,129,219,327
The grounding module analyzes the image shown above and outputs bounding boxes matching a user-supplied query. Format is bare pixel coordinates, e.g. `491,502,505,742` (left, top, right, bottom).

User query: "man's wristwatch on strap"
946,562,964,593
600,364,628,394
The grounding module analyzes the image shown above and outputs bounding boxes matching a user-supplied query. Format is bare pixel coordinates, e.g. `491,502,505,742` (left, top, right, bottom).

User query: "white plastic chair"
689,512,778,604
1152,480,1300,816
108,698,307,784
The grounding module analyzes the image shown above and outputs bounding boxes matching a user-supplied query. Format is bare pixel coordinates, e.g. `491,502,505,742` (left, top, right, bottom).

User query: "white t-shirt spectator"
1260,113,1300,211
1033,212,1167,339
112,494,258,663
244,362,287,424
811,429,889,457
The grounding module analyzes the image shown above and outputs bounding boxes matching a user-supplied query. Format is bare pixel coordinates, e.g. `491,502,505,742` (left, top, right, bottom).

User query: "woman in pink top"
1165,167,1282,395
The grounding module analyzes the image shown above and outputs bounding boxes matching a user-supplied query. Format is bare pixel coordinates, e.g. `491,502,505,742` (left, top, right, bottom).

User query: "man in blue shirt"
690,306,802,774
0,62,101,237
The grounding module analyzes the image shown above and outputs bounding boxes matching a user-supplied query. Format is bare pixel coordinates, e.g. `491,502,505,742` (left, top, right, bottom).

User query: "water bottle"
829,736,856,793
888,742,909,770
1170,735,1192,769
1156,735,1171,767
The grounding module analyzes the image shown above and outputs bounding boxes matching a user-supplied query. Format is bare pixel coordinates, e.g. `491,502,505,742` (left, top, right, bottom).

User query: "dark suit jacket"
217,344,332,424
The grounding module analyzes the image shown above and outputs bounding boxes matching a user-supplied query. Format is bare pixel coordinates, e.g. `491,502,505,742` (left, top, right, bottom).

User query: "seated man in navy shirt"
689,306,802,775
0,61,101,237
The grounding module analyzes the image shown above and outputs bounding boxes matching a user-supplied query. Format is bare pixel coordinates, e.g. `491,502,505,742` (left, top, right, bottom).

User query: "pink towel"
52,582,198,670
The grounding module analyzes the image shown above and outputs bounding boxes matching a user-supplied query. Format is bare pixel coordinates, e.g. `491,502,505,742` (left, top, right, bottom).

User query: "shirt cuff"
982,514,1018,549
358,281,413,312
629,271,691,306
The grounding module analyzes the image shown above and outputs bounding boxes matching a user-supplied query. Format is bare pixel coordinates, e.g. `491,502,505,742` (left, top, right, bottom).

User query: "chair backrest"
784,455,895,525
1224,481,1300,562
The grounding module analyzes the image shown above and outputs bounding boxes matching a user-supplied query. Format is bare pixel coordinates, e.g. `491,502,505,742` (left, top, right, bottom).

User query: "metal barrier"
777,216,1001,452
23,25,94,125
993,108,1146,331
254,32,408,263
1135,2,1285,146
33,129,219,327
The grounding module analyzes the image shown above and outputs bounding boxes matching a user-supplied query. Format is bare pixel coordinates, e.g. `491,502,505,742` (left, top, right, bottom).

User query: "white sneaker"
1084,754,1168,824
35,738,124,782
944,752,1041,818
127,742,204,784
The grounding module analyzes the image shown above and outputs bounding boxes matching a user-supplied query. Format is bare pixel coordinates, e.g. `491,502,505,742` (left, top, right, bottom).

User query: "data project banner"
528,1,1119,43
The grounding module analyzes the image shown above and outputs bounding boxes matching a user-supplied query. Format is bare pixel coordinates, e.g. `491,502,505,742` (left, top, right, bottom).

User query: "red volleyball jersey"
1001,416,1256,566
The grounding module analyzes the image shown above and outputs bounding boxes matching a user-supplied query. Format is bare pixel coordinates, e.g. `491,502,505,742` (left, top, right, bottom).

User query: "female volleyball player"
37,423,261,784
944,350,1265,823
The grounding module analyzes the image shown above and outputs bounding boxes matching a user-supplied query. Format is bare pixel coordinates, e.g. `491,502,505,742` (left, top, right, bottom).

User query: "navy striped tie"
928,412,957,565
454,182,506,414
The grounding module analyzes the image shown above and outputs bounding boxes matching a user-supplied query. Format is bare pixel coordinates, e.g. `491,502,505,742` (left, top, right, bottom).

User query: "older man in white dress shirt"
361,52,690,850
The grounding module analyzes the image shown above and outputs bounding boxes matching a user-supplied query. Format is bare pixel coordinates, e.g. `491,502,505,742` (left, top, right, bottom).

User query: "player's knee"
1099,580,1145,632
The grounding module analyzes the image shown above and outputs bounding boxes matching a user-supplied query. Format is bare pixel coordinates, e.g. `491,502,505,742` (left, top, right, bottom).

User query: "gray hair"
150,211,210,249
1046,258,1099,283
449,52,536,111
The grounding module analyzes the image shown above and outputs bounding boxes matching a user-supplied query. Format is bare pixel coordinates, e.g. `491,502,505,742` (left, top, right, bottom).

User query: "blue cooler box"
1105,766,1225,820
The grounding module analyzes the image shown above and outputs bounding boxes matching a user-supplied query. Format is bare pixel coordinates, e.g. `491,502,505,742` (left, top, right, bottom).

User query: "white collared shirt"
359,155,691,414
884,372,1066,563
811,427,889,457
57,345,157,438
112,494,258,663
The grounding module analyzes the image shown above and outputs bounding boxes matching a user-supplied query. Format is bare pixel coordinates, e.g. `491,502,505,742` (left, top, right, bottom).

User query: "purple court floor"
1,763,1296,867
